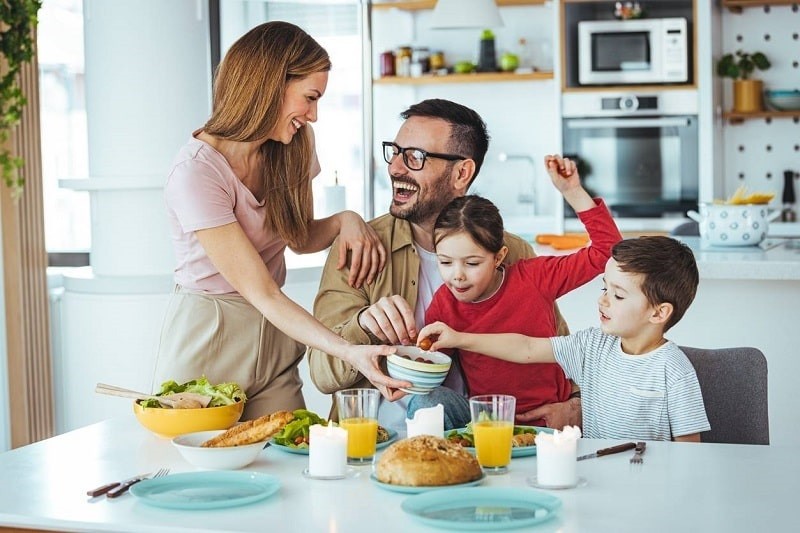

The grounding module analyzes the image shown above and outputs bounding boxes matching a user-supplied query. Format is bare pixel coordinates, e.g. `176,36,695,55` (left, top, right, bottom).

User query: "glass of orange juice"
335,388,380,465
469,394,516,474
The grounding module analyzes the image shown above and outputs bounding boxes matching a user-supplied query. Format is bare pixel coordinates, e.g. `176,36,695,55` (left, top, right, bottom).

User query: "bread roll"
375,435,482,487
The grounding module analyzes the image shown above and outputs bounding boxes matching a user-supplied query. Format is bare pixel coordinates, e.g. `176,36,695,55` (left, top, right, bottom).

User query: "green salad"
271,409,327,448
139,376,246,408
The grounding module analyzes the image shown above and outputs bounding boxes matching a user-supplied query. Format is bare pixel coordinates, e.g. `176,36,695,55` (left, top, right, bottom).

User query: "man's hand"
357,295,417,345
515,397,582,430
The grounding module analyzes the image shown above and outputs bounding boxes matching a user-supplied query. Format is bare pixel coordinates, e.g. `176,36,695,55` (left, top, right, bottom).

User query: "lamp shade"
429,0,504,30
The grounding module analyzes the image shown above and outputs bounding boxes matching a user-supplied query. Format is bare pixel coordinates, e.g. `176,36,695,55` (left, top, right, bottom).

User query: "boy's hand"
544,154,595,212
417,321,460,352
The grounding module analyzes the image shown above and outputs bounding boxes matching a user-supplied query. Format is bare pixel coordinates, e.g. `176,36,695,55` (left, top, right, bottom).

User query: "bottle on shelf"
477,29,497,73
781,170,797,222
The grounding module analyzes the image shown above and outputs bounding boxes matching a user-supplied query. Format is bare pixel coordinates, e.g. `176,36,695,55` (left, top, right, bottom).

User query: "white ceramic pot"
687,204,780,246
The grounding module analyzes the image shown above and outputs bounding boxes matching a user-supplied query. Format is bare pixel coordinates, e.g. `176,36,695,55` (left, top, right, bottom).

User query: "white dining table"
0,416,797,533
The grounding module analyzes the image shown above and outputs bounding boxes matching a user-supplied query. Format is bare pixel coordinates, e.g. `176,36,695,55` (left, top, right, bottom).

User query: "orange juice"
340,417,378,459
473,420,513,468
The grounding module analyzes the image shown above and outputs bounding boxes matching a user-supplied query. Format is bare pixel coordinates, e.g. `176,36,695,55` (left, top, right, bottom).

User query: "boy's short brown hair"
612,236,699,331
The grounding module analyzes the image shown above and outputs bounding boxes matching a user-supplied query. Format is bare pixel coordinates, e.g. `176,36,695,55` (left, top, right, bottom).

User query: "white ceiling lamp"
429,0,504,30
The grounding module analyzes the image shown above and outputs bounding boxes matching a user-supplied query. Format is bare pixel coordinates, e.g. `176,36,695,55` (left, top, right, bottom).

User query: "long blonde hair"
203,21,331,248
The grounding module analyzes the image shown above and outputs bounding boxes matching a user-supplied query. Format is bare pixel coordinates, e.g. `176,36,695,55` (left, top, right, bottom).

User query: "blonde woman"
154,21,408,419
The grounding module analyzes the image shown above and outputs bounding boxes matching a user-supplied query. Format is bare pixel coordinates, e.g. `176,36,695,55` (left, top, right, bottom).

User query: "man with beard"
308,99,578,432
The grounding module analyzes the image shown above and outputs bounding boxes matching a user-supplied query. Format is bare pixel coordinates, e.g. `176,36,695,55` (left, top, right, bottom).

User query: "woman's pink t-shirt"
165,137,309,294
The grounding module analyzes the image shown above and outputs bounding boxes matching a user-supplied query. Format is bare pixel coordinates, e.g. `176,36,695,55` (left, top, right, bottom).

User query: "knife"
87,472,150,498
577,442,636,461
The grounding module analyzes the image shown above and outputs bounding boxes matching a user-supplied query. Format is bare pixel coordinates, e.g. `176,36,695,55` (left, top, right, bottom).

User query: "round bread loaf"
375,435,482,487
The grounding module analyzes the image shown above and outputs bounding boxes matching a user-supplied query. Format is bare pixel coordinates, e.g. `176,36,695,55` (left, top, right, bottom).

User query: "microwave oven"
578,18,689,85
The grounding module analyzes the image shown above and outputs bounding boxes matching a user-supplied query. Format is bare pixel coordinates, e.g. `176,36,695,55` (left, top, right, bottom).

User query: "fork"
107,468,169,498
630,441,646,467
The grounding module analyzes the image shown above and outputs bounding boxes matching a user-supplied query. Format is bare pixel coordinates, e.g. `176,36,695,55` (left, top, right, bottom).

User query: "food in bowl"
139,376,246,409
133,401,244,438
173,430,265,470
202,410,294,447
375,435,482,487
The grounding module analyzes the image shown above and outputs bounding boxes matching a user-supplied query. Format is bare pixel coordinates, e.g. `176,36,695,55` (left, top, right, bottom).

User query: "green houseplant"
1,0,43,198
716,50,771,113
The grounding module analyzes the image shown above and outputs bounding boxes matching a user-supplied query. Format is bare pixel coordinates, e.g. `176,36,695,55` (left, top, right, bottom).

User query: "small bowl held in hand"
387,346,451,395
173,430,264,470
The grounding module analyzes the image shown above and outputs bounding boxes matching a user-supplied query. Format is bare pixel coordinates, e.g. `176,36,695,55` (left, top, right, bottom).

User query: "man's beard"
390,172,455,225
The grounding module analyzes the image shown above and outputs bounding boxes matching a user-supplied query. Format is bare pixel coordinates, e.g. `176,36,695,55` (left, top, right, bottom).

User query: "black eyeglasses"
382,141,466,171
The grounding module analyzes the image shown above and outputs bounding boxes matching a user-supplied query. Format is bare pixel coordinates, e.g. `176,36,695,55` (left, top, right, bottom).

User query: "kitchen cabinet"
368,0,565,233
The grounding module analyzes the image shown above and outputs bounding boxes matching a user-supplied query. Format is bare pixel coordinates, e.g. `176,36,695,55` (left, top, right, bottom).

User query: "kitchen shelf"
374,71,554,85
371,0,546,11
722,0,799,13
723,110,800,124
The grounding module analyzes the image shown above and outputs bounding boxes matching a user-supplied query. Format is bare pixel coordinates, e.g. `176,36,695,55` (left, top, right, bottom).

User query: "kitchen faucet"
498,152,537,215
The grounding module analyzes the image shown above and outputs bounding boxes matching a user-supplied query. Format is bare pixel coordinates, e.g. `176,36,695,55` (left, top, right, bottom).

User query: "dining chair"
680,346,769,445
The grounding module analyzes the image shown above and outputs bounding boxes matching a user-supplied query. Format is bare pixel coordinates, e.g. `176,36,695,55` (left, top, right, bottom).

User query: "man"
308,99,580,432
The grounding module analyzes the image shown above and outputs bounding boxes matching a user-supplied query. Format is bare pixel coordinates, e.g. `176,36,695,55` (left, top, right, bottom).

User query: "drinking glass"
469,394,516,474
336,388,380,465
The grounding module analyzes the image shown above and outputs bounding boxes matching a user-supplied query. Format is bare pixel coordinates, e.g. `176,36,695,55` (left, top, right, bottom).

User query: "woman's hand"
336,211,387,288
347,344,410,401
416,321,461,352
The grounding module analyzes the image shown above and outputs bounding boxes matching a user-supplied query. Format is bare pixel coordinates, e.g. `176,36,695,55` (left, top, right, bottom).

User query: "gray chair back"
681,346,769,445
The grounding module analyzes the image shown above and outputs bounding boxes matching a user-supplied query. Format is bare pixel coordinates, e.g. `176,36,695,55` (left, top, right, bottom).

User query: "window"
38,0,91,265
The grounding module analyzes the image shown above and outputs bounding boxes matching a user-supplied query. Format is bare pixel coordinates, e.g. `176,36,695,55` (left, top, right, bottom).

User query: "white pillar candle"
323,185,346,216
308,424,347,477
406,404,444,438
535,425,582,487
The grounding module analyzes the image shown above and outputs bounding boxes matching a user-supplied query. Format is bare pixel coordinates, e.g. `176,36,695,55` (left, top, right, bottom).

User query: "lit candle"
406,404,444,438
535,425,582,487
323,171,347,216
308,424,347,477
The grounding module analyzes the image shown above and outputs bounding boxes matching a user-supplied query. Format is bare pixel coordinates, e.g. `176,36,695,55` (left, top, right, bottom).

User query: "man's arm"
307,237,376,394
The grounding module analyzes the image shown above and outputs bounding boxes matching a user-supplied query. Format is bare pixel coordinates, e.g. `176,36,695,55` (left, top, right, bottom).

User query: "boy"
418,236,710,442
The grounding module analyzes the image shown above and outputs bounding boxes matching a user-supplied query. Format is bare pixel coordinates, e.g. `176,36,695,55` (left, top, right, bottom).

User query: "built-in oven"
562,90,698,218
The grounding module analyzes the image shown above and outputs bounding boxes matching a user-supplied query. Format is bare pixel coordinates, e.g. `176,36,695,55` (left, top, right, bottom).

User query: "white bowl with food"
172,430,265,470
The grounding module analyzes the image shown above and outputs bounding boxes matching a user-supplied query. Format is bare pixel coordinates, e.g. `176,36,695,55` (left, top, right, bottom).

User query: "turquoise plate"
401,487,562,530
130,471,280,510
270,428,397,455
369,472,486,494
447,426,553,458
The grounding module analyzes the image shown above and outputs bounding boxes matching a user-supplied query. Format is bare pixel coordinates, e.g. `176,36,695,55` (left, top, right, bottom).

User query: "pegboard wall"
721,4,800,203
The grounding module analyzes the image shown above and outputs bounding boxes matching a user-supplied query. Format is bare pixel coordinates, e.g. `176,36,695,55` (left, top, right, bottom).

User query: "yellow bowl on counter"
133,401,244,438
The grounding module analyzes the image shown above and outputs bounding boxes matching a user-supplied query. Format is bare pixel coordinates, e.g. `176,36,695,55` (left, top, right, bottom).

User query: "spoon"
95,383,210,409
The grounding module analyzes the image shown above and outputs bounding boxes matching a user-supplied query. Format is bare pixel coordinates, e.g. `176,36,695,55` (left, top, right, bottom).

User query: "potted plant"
716,50,771,113
1,0,43,198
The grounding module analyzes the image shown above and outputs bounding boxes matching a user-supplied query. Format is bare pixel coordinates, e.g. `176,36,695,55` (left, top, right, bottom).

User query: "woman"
153,21,408,419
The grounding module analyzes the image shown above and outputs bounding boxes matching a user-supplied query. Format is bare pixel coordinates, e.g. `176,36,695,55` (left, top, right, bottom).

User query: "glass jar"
395,46,412,77
380,50,395,77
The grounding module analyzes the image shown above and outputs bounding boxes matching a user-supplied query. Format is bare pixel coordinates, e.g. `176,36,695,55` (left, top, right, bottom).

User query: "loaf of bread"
201,410,294,447
375,435,482,487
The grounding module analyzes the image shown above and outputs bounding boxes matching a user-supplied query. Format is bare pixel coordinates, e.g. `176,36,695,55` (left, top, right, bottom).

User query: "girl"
417,155,622,427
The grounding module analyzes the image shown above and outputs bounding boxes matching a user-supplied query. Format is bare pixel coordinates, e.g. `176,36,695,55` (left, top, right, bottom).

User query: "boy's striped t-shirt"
551,328,710,440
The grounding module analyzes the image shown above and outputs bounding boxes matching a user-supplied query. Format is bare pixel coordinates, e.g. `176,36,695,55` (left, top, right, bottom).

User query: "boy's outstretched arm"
544,154,596,213
417,321,556,364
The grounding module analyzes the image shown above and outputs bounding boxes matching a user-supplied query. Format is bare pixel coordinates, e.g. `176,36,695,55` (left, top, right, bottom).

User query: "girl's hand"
544,155,581,193
347,344,410,400
417,321,461,352
336,211,387,288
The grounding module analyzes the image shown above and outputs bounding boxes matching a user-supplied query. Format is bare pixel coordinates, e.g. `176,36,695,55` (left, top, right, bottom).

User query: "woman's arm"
674,433,701,443
195,222,409,396
417,321,557,364
290,211,386,289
